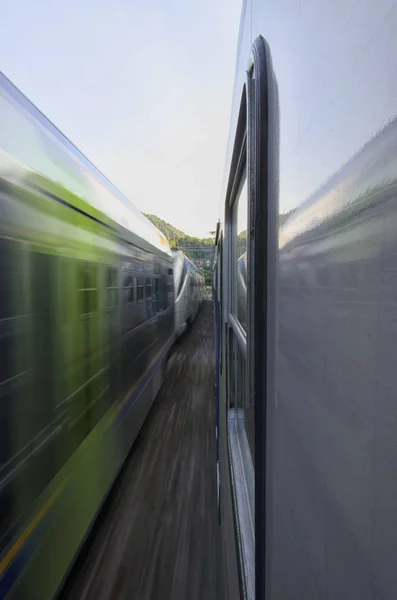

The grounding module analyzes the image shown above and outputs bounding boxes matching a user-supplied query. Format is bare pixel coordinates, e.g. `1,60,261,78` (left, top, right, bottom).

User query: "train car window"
178,260,188,297
145,278,152,300
78,262,98,317
76,260,111,442
246,36,276,600
160,276,166,311
152,278,157,314
137,277,144,304
223,81,257,600
107,266,118,309
123,269,134,306
228,159,248,416
154,278,160,313
235,179,248,331
167,280,173,306
231,175,252,462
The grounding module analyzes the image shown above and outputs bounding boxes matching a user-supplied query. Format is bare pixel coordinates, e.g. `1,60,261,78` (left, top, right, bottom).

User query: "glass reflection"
235,178,248,330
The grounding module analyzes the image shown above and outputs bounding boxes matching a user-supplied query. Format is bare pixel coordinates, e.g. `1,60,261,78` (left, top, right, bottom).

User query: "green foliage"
144,211,294,271
201,268,213,286
144,213,214,247
144,213,184,245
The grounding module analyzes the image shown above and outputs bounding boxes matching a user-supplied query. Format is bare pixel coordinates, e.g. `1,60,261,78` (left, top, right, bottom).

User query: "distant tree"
143,212,216,250
143,213,185,245
202,268,213,286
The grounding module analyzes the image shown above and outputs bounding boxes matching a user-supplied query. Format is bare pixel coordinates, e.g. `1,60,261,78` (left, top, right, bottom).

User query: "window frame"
247,36,277,600
137,277,144,304
145,278,152,300
107,265,119,310
78,261,98,319
224,35,277,600
123,267,135,307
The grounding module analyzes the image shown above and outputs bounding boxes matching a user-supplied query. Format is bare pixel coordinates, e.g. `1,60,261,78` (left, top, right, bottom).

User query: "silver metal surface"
229,408,255,600
220,0,397,598
229,312,247,357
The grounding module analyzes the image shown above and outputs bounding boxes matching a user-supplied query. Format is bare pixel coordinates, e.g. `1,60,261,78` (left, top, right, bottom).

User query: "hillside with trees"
144,214,214,285
143,214,214,249
144,211,294,287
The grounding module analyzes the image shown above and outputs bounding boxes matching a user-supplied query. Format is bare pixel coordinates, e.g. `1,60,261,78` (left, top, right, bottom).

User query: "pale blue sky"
1,0,241,237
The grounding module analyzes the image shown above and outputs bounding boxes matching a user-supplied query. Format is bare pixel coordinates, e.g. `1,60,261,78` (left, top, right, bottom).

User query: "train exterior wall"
0,75,174,599
173,252,205,338
217,1,397,598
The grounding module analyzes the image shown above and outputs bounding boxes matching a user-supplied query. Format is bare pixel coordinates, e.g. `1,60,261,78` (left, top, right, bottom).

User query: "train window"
167,280,173,306
123,270,134,306
154,278,160,313
223,36,275,599
78,262,98,317
145,278,152,300
160,276,167,311
178,260,188,297
223,80,257,600
137,277,144,304
235,180,248,331
232,175,252,461
228,162,248,417
107,266,118,309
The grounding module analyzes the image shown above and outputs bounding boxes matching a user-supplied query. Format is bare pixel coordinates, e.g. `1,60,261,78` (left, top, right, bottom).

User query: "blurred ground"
61,301,221,600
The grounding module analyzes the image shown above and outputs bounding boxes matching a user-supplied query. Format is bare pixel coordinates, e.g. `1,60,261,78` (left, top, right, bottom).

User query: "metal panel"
229,408,255,600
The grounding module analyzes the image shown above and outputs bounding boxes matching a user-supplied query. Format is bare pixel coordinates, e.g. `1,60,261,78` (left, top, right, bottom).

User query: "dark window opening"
78,263,98,317
137,277,144,304
145,278,152,299
107,266,118,309
123,270,134,306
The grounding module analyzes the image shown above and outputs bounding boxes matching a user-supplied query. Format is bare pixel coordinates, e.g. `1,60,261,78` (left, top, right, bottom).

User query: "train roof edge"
0,71,171,256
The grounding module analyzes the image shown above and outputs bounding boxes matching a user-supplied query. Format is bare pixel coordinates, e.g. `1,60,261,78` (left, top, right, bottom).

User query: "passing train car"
0,73,175,599
173,250,204,337
214,1,397,599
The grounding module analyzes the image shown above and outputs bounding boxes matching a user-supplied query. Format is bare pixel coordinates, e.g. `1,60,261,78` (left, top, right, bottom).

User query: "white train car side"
173,250,204,337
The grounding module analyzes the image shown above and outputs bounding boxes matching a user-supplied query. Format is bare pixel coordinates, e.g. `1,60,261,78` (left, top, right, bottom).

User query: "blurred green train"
0,73,175,599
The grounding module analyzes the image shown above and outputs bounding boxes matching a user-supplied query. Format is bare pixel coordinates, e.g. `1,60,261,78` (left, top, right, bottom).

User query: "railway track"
61,301,221,600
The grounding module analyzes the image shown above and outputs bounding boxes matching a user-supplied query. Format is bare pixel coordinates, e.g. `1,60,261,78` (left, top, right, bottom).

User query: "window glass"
107,266,118,308
154,278,160,314
123,270,134,306
233,174,254,464
78,262,98,317
145,278,152,299
167,281,173,306
137,277,144,304
178,259,188,296
235,178,248,331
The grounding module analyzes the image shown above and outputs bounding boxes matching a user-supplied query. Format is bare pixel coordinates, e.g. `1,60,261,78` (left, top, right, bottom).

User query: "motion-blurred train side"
173,250,204,337
0,72,194,599
214,2,397,600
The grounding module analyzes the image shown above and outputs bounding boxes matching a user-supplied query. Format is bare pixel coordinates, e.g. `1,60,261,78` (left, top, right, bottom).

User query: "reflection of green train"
0,73,174,599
